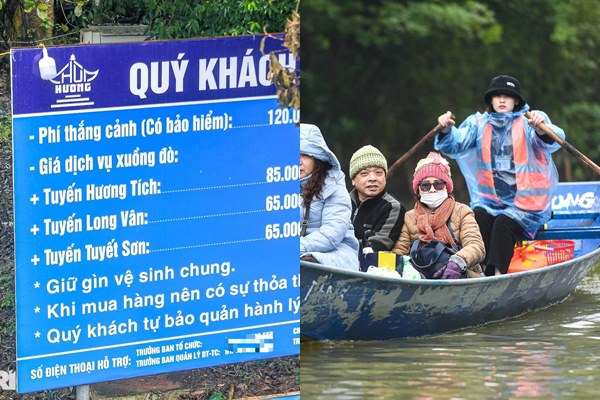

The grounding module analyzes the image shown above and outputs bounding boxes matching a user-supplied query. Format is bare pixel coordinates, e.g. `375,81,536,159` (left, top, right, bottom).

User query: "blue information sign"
11,35,299,393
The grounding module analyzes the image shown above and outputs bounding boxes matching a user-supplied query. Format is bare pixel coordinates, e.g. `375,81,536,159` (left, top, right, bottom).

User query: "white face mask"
420,189,448,208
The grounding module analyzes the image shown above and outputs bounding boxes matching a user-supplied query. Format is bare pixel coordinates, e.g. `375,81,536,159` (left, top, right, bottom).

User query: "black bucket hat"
483,75,526,110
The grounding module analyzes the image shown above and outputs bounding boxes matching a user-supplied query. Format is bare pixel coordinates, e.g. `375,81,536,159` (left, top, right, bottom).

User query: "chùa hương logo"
49,54,99,109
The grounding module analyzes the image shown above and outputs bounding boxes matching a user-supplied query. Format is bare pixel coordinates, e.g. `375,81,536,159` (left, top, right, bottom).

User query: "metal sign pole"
76,384,90,399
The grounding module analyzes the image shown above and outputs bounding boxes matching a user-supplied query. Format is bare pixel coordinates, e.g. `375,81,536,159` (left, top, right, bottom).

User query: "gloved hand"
443,261,463,279
433,262,463,279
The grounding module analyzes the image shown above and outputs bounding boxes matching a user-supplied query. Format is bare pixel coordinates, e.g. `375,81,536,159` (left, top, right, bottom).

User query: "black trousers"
474,207,524,275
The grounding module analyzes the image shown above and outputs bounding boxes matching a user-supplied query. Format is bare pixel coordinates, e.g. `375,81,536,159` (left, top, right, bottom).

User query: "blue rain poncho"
434,104,565,238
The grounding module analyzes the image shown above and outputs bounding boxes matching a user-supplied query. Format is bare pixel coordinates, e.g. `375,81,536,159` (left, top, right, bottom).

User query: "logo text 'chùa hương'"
49,54,99,109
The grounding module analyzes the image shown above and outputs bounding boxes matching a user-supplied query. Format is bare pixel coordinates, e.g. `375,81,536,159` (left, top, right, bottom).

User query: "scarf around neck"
415,195,456,245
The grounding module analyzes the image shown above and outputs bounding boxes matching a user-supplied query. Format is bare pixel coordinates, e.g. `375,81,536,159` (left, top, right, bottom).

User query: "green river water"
301,264,600,399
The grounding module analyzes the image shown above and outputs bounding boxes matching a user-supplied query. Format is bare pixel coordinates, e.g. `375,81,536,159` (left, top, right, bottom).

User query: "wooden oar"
525,111,600,176
387,115,454,177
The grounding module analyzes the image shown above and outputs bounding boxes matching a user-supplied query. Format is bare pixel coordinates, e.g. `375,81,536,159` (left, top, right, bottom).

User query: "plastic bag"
401,257,422,279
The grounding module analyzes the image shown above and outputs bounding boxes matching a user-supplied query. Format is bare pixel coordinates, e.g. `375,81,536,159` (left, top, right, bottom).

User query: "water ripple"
302,268,600,399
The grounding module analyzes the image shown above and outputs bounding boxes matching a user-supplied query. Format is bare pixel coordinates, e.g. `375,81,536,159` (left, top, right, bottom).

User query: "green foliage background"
0,1,298,65
301,0,600,205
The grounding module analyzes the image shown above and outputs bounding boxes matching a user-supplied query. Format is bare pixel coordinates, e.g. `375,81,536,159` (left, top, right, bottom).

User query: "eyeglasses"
419,180,446,192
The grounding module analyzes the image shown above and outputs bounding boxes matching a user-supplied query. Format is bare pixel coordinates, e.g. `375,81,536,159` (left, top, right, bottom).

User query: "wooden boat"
301,182,600,341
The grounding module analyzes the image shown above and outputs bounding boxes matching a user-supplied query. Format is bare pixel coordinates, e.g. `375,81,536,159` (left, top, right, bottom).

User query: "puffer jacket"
392,202,485,278
350,189,405,253
300,124,360,271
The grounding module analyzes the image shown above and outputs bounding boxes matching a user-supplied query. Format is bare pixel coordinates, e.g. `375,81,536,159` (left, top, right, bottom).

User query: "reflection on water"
301,269,600,399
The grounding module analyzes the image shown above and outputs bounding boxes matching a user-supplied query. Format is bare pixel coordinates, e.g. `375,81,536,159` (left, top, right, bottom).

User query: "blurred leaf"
36,4,48,21
284,11,300,59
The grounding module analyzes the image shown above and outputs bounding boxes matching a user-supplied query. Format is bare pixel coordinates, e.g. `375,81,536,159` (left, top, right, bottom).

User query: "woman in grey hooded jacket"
300,124,360,271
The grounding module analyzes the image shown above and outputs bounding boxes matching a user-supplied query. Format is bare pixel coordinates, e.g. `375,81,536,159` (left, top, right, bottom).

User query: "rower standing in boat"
435,75,565,276
348,145,406,262
300,123,360,271
392,152,485,279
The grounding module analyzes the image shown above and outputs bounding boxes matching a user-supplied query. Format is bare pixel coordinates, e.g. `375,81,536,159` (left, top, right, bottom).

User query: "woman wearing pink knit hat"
392,152,485,279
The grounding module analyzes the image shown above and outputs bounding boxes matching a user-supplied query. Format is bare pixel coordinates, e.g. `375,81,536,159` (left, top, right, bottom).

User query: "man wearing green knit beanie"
349,145,406,268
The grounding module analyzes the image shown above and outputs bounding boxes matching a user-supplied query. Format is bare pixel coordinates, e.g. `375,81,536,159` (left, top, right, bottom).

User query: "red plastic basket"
531,240,575,265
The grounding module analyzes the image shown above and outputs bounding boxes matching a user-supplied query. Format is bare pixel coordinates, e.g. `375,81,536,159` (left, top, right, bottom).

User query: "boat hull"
300,247,600,341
